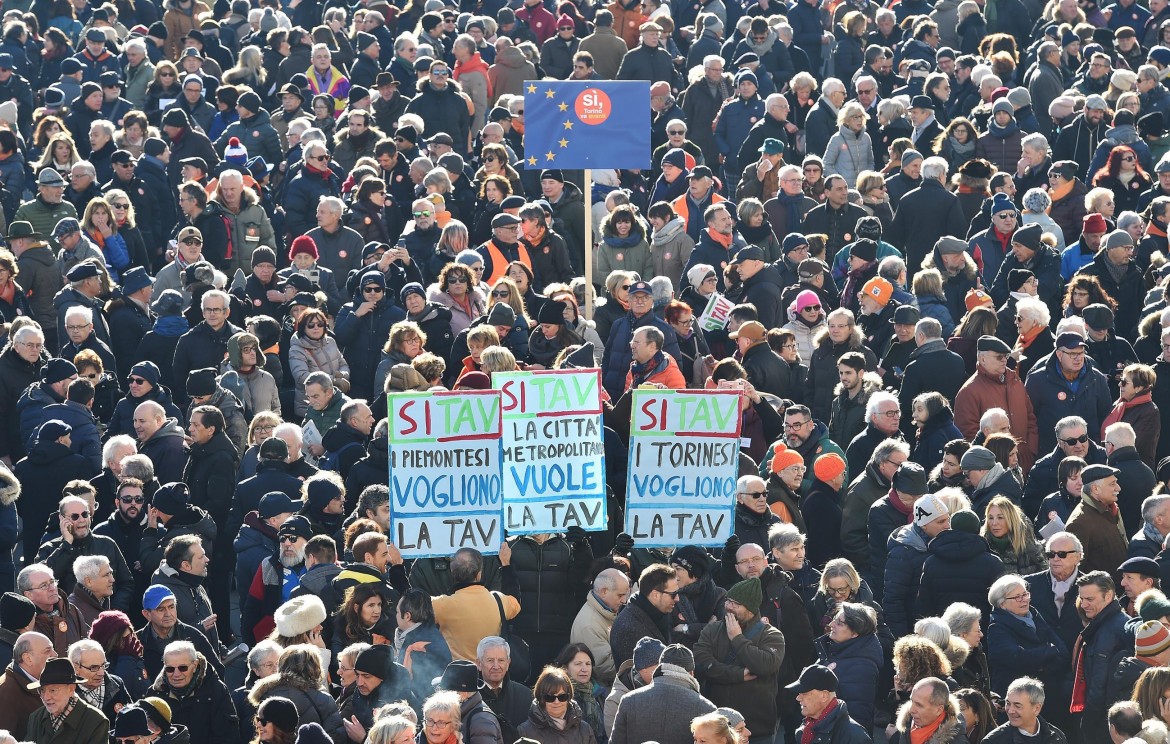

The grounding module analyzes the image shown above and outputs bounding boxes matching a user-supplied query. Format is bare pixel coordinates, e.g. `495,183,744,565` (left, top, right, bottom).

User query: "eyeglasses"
826,585,851,597
1044,550,1079,559
30,578,58,591
65,324,91,332
1058,433,1091,447
541,693,572,703
879,410,899,418
119,495,145,504
128,377,148,385
784,420,811,430
425,718,455,728
64,511,90,520
78,662,109,672
363,286,384,294
1003,590,1031,602
739,490,767,499
164,665,190,674
203,306,226,314
1059,350,1085,359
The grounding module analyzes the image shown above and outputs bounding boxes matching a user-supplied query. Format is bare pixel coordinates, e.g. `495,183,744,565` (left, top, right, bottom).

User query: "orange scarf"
909,712,945,744
1017,323,1043,350
1048,179,1076,211
87,229,105,250
705,227,733,249
453,52,493,99
1102,391,1153,438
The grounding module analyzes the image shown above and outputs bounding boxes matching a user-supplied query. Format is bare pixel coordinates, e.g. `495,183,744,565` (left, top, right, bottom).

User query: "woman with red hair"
1093,145,1152,214
88,609,149,699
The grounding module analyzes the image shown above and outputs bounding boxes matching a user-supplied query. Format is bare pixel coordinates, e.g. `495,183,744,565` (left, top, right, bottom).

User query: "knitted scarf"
739,219,775,245
775,190,807,231
651,216,686,246
909,711,945,744
630,350,668,386
1101,391,1153,436
801,697,840,744
888,489,914,523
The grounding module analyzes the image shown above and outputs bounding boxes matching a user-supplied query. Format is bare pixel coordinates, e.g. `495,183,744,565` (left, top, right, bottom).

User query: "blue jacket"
234,514,276,611
1026,569,1087,658
334,283,407,400
814,633,883,732
16,381,63,453
986,607,1068,696
883,523,932,636
715,95,766,172
793,697,871,744
1023,354,1113,454
283,167,342,238
910,407,962,475
39,400,102,472
917,529,1005,620
684,229,746,290
1061,241,1096,280
787,1,827,73
601,310,684,401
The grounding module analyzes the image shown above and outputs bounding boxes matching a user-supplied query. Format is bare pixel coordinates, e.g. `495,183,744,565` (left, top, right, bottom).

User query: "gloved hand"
566,525,588,543
614,532,635,555
723,534,741,560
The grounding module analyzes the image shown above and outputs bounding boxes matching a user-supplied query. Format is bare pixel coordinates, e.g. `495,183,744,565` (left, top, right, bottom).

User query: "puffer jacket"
288,331,350,418
508,534,592,640
148,654,238,744
975,120,1024,172
215,109,282,167
883,523,932,636
334,283,406,400
916,529,1005,620
517,699,594,744
248,670,346,744
601,310,682,400
887,704,968,744
814,632,884,732
823,125,876,186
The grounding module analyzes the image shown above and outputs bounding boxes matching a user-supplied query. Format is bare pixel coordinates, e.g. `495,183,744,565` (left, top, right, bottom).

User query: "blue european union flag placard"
523,81,651,170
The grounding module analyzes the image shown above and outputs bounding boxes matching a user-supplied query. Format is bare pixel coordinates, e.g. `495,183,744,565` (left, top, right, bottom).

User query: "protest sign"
698,293,734,332
625,389,742,547
388,390,504,558
498,369,607,534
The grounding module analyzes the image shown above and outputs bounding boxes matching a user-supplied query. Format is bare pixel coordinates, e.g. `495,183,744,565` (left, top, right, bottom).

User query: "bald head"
593,568,631,611
133,400,166,441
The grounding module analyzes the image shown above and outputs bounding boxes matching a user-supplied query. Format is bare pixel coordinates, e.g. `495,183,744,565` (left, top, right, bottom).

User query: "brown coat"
607,0,647,49
953,364,1039,472
1066,492,1129,579
162,0,211,60
33,596,89,655
0,662,45,740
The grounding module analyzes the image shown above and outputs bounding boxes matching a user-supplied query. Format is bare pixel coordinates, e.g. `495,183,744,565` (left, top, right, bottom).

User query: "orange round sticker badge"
575,89,612,126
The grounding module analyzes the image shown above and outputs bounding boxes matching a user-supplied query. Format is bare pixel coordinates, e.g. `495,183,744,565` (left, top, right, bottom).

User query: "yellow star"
545,88,555,98
563,120,573,130
558,102,568,112
527,83,537,93
559,138,569,147
527,156,537,166
545,151,556,161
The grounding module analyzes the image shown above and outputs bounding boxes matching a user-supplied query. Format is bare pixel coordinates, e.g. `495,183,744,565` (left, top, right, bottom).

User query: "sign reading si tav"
523,81,651,170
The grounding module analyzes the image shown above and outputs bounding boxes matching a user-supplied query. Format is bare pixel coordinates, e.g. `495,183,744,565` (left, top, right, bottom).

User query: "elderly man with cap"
734,245,784,328
1075,229,1147,337
732,319,791,399
5,222,60,350
615,20,677,88
735,138,785,202
476,212,531,286
240,515,313,645
73,27,118,84
231,488,296,612
25,655,107,744
693,577,785,740
13,170,77,253
601,279,682,399
1116,555,1162,616
16,359,77,455
1060,212,1109,281
610,643,715,744
788,664,870,744
963,443,1024,515
340,644,417,736
436,659,504,744
1065,464,1130,577
135,585,221,680
954,334,1038,470
880,492,951,636
1139,154,1170,212
857,276,899,354
160,109,217,190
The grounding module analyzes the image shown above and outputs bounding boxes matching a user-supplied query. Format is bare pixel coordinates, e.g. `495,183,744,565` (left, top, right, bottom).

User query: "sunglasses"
492,289,510,298
181,238,202,246
558,25,573,30
802,304,821,311
542,693,572,702
159,71,175,77
667,129,686,135
413,211,433,218
164,665,190,674
1060,434,1089,446
119,495,145,504
431,68,450,76
1044,550,1078,559
448,276,468,284
279,536,300,544
363,286,384,294
310,155,329,162
128,377,148,385
64,511,90,520
306,321,325,328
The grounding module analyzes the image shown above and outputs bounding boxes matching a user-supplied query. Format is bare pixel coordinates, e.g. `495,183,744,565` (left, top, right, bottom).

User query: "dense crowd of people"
10,0,1170,742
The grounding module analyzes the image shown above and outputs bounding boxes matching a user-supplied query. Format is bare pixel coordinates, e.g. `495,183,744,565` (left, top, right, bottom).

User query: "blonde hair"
980,495,1035,557
690,713,740,744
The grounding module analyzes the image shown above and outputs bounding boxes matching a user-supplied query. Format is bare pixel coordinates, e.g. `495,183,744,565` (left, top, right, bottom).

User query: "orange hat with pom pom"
770,443,804,474
813,453,846,482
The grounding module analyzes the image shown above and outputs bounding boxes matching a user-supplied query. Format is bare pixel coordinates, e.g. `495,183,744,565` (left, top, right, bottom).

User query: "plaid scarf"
50,695,78,732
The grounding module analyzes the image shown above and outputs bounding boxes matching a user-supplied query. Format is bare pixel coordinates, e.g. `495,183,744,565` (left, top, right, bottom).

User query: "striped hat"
1136,621,1170,657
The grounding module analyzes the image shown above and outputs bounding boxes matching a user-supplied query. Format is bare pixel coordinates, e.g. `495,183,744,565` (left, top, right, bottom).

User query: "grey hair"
369,717,417,744
67,638,103,664
915,317,942,340
64,305,92,325
1007,677,1046,706
394,32,417,53
12,326,43,345
72,554,109,586
979,408,1009,431
120,454,154,481
1139,64,1160,83
916,677,952,707
768,522,805,552
163,640,198,664
1015,296,1051,327
339,642,372,666
247,639,282,673
1055,415,1088,437
1105,421,1137,447
942,603,981,636
593,568,628,593
1022,133,1049,154
319,195,344,215
878,256,906,283
305,371,334,393
72,161,96,178
921,156,948,182
102,435,137,467
1143,494,1170,526
90,120,115,139
870,438,910,468
1046,530,1084,552
822,77,845,95
865,391,898,421
837,602,877,635
17,563,53,593
273,422,303,446
988,573,1029,607
422,691,462,727
200,289,229,310
477,636,510,659
125,38,146,54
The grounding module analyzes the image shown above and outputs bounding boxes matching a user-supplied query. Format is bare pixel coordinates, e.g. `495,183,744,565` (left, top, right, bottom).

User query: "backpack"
318,440,364,473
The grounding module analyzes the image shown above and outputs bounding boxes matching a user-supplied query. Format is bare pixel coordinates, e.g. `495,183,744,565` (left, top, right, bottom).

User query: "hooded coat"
334,278,406,399
917,529,1005,619
804,325,878,423
248,670,346,744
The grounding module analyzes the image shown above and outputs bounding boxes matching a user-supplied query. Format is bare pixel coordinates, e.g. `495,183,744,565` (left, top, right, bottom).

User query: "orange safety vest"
482,239,532,285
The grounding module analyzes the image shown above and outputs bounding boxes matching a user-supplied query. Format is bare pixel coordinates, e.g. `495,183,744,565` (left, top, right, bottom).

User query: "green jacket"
13,197,77,251
26,696,108,744
693,616,786,736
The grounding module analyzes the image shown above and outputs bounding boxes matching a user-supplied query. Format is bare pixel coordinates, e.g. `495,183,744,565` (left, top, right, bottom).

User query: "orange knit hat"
813,453,846,482
770,443,805,474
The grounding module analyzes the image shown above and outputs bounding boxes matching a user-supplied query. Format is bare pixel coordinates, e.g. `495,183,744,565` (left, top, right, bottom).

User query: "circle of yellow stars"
526,83,573,166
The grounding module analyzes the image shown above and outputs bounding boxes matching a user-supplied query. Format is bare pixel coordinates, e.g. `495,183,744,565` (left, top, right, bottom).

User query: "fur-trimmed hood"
923,248,979,281
247,669,324,705
0,464,19,506
894,699,964,743
812,324,865,352
833,371,883,399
